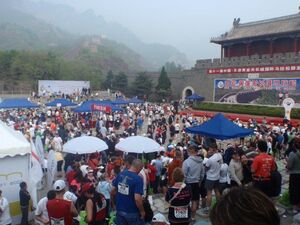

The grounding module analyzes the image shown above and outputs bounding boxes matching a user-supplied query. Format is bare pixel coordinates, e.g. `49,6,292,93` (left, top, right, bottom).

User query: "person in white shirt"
0,190,12,225
228,150,244,187
139,167,148,197
202,143,222,215
35,190,56,225
52,133,63,152
219,163,230,194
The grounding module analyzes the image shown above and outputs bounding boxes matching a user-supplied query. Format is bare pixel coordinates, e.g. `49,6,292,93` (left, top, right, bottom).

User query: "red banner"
91,104,112,113
207,64,300,74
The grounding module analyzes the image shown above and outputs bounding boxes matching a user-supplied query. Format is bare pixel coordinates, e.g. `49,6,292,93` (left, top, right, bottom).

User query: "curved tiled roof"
211,13,300,43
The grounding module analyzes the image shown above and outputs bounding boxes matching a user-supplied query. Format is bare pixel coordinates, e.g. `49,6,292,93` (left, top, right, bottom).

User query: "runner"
47,180,78,225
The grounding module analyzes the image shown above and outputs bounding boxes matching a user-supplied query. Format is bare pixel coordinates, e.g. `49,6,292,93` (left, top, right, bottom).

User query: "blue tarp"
111,98,129,105
186,93,205,101
0,98,39,109
45,98,77,107
73,100,122,113
185,113,253,140
128,97,144,104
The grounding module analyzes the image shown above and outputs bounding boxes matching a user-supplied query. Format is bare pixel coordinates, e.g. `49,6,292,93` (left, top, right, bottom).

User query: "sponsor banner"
208,64,300,74
91,104,112,113
214,78,300,106
38,80,90,96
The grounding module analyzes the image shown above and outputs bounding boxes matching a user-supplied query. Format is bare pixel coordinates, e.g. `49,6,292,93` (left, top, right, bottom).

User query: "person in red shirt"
50,121,57,133
168,150,183,186
88,153,100,170
66,162,79,185
47,180,78,225
106,157,116,177
251,140,276,197
147,161,157,192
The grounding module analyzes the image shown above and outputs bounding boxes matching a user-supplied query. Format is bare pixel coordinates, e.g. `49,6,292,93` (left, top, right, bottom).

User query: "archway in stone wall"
182,86,195,100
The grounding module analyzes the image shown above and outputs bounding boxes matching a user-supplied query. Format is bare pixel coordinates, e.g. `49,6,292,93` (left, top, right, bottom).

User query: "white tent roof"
0,121,31,158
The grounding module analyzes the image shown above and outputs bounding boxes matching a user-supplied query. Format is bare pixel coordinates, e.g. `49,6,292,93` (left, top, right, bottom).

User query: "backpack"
93,193,107,223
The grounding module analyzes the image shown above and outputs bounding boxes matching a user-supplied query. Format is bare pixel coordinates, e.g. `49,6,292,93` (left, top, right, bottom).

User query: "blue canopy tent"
128,97,144,104
0,98,39,109
45,98,77,107
111,98,129,105
73,100,122,113
185,113,253,140
185,93,205,101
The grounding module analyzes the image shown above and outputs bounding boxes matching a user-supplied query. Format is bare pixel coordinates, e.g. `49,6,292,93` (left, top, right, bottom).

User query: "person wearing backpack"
83,183,107,225
165,168,192,225
287,137,300,214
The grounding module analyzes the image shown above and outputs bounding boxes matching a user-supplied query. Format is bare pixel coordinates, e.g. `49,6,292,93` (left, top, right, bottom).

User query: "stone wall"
194,52,300,69
178,70,300,101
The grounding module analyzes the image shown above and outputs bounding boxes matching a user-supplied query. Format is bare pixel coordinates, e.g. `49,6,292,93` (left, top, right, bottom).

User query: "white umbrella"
115,136,161,153
63,136,108,154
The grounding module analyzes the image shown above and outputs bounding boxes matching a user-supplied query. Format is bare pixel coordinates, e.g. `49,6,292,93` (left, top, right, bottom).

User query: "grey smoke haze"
37,0,299,63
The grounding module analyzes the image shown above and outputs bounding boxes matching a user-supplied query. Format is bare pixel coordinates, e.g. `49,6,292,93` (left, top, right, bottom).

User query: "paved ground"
149,192,295,225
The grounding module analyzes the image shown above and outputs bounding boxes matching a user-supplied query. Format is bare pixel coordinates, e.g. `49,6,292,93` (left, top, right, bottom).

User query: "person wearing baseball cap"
46,180,78,225
152,213,170,225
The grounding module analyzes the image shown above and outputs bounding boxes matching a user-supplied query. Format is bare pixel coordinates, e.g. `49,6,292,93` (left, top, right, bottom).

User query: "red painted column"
228,46,231,58
246,42,250,56
294,37,298,53
269,40,273,56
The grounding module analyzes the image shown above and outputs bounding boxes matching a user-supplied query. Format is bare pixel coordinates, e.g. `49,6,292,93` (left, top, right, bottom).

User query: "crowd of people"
0,97,300,225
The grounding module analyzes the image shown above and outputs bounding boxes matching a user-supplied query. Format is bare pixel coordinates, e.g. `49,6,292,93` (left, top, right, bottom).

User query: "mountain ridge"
5,0,189,69
0,3,150,74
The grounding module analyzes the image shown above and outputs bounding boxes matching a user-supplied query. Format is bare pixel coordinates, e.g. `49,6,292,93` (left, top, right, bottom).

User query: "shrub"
193,102,300,119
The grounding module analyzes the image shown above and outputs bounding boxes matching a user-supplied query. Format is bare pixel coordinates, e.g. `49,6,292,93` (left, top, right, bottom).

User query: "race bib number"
50,217,65,225
174,207,188,219
118,183,129,195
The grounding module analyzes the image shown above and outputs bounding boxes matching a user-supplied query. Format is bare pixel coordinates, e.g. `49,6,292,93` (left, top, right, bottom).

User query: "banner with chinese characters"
208,64,300,74
214,78,300,106
91,104,112,113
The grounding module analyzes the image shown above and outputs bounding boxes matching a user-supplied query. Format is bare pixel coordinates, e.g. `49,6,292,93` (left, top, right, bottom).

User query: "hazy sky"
49,0,299,63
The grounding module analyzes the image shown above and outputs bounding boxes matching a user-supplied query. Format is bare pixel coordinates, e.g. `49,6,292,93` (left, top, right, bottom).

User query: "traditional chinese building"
211,14,300,58
157,11,300,105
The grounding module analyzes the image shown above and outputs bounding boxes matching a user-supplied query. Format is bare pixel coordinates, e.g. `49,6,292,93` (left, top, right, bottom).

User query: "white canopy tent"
0,121,31,224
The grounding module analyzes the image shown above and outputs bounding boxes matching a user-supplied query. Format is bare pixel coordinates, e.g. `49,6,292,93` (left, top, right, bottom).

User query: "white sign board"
38,80,90,96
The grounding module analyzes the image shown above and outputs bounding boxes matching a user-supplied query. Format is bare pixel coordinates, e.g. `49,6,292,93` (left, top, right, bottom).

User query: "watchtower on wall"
176,13,300,102
211,14,300,58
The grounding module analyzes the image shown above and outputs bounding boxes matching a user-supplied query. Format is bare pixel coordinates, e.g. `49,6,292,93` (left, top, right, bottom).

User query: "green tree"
113,72,128,94
131,72,152,99
156,67,171,101
164,61,183,73
101,70,114,90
